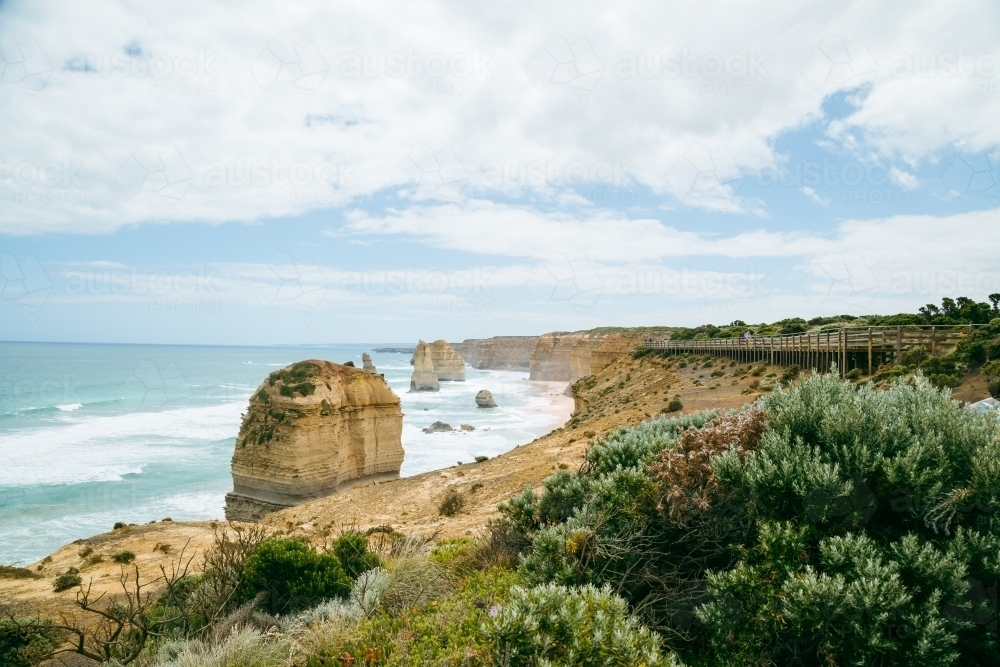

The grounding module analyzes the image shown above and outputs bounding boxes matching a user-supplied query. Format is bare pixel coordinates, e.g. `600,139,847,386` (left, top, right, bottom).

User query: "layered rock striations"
591,333,647,374
225,360,404,522
529,333,586,381
409,340,440,391
532,331,646,383
453,336,538,371
430,340,466,381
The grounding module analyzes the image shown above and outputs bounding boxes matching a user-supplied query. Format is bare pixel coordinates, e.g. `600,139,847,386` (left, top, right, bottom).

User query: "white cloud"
800,186,830,206
887,167,919,190
1,0,998,234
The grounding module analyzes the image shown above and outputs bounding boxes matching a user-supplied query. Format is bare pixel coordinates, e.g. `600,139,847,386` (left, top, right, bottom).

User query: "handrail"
641,323,986,378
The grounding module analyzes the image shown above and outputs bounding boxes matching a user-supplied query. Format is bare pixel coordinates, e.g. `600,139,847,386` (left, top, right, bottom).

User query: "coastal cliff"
453,336,538,371
410,340,440,391
429,339,466,381
453,331,640,380
224,360,404,521
529,332,585,380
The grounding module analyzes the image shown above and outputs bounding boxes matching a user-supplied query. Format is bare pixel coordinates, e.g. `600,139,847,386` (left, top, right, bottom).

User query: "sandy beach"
524,380,575,436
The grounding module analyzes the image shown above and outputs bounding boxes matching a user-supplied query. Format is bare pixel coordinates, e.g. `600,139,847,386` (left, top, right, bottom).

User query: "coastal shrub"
53,569,81,592
496,372,1000,665
844,367,862,380
662,397,683,413
428,537,480,577
475,455,489,462
486,583,673,667
984,360,1000,398
306,568,517,666
379,557,456,615
438,489,465,517
780,363,800,383
238,537,351,614
0,565,37,580
331,532,380,580
0,618,60,667
113,550,136,564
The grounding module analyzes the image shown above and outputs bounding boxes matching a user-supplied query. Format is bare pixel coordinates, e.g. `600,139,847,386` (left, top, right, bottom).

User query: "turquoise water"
0,342,560,564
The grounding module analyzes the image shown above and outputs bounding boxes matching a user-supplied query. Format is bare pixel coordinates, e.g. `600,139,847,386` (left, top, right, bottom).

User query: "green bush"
498,372,1000,666
331,532,380,580
53,570,81,592
438,489,465,516
487,583,673,666
662,397,683,413
780,364,801,383
0,618,60,667
239,537,351,614
311,568,519,666
112,550,135,564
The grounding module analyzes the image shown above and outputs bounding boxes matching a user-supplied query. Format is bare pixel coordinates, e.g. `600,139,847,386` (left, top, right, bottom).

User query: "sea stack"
224,360,404,522
409,340,440,391
430,339,466,381
362,352,376,372
476,389,497,408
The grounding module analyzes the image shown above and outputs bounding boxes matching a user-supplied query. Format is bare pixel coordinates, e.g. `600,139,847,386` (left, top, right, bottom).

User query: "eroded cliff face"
224,360,403,522
532,331,643,382
453,330,644,381
430,340,466,381
453,336,538,371
529,333,586,380
591,333,645,374
410,340,440,391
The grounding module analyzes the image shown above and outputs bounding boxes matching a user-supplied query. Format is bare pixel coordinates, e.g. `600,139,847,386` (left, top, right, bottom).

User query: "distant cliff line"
453,327,672,382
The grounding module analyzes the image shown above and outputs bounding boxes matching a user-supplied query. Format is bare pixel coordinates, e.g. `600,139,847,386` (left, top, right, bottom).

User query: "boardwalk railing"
642,325,983,377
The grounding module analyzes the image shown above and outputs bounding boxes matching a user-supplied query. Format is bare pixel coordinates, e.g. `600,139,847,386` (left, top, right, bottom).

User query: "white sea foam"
56,403,83,411
0,401,245,487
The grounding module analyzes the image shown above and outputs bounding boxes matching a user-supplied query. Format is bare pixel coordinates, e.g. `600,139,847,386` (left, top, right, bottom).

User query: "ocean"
0,342,561,565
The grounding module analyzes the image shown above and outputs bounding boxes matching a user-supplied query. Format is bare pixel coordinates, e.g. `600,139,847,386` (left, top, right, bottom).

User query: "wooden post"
896,326,902,363
840,329,846,377
867,327,873,376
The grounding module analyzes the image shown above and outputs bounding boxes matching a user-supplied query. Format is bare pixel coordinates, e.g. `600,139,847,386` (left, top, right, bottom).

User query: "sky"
1,0,999,345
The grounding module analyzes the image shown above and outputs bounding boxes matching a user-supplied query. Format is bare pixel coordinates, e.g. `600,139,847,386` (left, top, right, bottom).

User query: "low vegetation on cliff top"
7,370,999,666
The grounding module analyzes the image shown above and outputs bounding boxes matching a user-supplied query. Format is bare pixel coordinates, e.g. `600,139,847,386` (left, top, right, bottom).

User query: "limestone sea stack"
224,360,404,522
430,339,466,381
409,340,440,391
362,352,376,372
476,389,497,408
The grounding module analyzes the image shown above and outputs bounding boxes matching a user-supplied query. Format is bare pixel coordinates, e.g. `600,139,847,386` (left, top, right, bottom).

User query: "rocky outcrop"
423,421,453,433
475,389,497,408
362,353,376,373
453,336,538,371
430,340,466,381
410,341,440,391
225,360,404,522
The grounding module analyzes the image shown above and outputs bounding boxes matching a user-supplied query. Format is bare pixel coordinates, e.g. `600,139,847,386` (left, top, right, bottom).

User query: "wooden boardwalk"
642,325,982,377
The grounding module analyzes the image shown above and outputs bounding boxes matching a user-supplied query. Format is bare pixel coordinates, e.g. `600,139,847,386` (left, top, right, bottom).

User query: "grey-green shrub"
499,372,1000,666
487,583,676,667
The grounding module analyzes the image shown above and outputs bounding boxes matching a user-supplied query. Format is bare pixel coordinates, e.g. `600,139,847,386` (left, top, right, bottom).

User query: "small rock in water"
423,421,453,433
460,423,475,431
475,389,497,408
